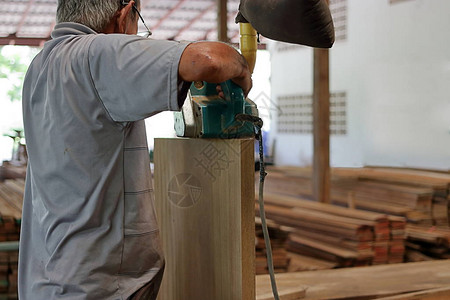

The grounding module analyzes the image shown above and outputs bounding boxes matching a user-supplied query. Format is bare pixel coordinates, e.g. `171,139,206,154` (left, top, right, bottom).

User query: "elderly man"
19,0,251,299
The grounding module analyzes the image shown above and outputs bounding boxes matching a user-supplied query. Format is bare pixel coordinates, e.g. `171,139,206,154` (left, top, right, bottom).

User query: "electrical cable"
235,114,280,300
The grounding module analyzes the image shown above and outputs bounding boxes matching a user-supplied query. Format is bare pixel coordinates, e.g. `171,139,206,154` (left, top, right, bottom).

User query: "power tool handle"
220,80,245,102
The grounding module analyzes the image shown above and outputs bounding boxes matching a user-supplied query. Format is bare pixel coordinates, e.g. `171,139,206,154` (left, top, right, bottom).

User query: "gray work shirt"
19,23,189,299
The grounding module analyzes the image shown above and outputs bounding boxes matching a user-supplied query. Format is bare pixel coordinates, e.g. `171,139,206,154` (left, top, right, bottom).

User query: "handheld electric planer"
174,80,258,138
174,23,259,139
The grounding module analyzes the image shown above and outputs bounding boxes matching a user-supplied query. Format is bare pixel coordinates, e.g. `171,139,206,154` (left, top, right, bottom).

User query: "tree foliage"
0,46,39,102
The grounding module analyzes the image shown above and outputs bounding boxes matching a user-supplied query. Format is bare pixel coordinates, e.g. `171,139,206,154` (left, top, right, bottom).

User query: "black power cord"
235,114,280,300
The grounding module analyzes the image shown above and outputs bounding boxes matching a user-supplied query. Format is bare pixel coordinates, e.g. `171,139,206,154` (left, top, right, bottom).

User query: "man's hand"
178,42,253,97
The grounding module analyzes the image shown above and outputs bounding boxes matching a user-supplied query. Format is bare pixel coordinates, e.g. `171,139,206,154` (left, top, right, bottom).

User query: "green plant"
0,46,39,102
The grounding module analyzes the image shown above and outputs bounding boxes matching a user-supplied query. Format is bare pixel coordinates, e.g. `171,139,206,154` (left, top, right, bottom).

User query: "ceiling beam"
0,34,48,46
46,20,56,38
203,7,237,40
152,0,187,31
140,0,151,8
15,0,36,34
229,42,267,50
171,2,215,40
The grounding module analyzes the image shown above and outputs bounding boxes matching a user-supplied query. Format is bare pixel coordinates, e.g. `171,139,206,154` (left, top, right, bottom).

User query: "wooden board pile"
259,166,450,270
256,193,406,268
332,167,450,263
0,180,23,223
264,166,450,224
332,167,450,226
404,224,450,262
255,218,290,275
0,249,19,300
0,163,26,182
0,178,23,300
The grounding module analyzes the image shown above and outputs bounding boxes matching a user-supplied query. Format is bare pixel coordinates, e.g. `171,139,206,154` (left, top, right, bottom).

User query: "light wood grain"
155,138,255,300
257,260,450,300
333,167,450,191
261,192,389,222
376,286,450,300
257,287,306,300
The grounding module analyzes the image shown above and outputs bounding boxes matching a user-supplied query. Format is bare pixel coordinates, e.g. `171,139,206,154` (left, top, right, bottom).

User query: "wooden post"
217,0,228,42
312,0,331,204
312,46,330,203
154,138,255,300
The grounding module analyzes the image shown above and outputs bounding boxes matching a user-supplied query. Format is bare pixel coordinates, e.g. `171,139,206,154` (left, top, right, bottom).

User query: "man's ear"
117,1,134,33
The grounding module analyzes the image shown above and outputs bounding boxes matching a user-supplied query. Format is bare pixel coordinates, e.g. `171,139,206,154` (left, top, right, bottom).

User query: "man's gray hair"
57,0,137,32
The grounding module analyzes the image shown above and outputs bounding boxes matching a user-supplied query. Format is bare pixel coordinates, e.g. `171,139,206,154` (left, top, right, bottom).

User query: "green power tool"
174,22,259,139
174,80,258,138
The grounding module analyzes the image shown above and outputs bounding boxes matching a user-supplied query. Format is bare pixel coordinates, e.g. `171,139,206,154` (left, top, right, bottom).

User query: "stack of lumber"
6,250,18,300
255,218,290,275
286,252,337,272
0,252,8,296
388,216,407,263
0,178,23,300
0,217,20,244
404,224,450,262
263,166,449,224
255,193,406,267
333,167,450,262
332,179,434,223
0,242,19,300
333,167,450,225
260,166,450,268
0,179,24,223
0,163,26,182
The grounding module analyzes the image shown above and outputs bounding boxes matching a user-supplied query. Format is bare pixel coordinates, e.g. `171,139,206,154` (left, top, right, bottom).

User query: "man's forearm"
178,42,252,96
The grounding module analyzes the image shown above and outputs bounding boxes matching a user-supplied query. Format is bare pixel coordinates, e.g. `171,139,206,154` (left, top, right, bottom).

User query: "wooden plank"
262,204,375,230
333,168,450,191
405,249,435,262
154,138,255,300
260,204,375,241
377,286,450,300
286,252,337,272
262,171,415,217
2,179,24,214
256,260,450,300
287,229,374,253
0,187,22,220
257,287,306,300
0,183,23,212
287,234,361,261
261,192,389,222
353,179,434,196
332,180,433,210
328,191,420,216
405,225,450,247
269,215,372,241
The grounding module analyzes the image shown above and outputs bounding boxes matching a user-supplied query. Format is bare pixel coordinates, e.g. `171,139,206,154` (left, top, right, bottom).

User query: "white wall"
270,0,450,170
